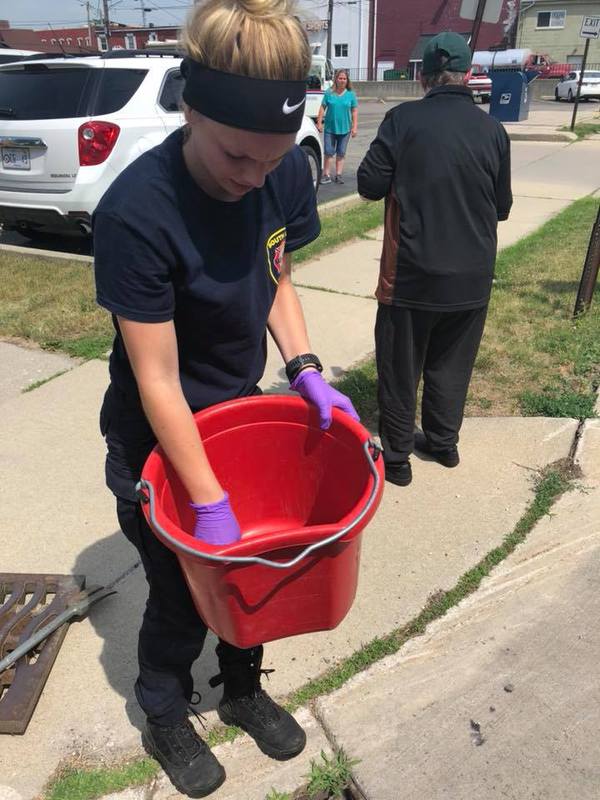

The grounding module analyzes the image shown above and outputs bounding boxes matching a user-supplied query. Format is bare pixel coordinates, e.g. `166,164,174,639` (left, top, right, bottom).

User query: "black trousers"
375,303,488,466
117,498,246,726
101,385,255,726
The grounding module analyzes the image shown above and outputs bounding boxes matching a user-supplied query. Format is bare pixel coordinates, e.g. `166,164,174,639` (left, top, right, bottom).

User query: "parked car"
0,52,323,238
0,48,41,65
468,71,492,103
555,70,600,102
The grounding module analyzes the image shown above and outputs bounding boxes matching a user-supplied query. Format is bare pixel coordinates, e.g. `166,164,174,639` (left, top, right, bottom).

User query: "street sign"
580,15,600,39
459,0,503,24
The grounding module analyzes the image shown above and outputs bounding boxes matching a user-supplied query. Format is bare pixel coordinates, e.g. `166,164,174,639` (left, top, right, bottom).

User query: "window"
0,66,95,119
536,10,565,28
51,38,56,44
334,43,348,58
125,33,137,50
148,32,158,42
159,69,184,112
67,38,72,45
85,37,91,46
77,37,83,46
97,34,107,51
94,68,147,113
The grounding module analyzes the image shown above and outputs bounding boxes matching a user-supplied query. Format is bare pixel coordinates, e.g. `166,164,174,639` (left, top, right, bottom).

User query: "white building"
296,0,371,79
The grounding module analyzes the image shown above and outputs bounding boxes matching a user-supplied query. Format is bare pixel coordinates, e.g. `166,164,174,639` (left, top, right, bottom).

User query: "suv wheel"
301,145,322,192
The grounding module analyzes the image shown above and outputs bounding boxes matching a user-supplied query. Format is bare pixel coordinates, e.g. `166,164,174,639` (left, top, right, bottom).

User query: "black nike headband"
181,58,307,134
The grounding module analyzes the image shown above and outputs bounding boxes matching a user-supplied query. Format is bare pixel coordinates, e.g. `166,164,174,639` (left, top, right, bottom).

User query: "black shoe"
143,719,225,798
212,645,306,760
414,432,460,468
218,689,306,760
335,174,344,184
385,460,412,486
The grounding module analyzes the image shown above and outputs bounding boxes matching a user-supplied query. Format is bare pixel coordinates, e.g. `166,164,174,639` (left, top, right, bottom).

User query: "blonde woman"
94,0,358,796
316,69,358,184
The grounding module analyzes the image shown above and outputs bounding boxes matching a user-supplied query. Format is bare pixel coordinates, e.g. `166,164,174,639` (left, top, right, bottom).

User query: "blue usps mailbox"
489,70,531,122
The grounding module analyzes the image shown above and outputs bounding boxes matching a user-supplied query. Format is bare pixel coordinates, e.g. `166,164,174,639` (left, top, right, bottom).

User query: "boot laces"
236,687,281,725
189,690,208,730
166,717,208,761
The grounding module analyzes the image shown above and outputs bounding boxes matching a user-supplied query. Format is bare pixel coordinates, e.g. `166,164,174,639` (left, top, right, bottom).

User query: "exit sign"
581,15,600,39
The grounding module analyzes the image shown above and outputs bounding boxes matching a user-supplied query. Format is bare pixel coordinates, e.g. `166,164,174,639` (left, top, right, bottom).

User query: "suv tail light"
78,121,120,166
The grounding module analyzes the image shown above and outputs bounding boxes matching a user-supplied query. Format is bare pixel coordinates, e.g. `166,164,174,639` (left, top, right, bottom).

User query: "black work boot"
211,644,306,760
385,460,412,486
414,432,460,468
143,718,225,798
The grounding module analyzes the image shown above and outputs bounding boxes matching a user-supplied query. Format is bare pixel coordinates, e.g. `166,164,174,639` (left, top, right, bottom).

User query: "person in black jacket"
357,32,512,487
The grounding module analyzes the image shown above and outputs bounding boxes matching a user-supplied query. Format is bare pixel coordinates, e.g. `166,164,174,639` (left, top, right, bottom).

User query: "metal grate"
0,573,85,734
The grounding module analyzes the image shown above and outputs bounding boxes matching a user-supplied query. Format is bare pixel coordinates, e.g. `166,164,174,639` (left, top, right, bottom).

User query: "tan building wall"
517,0,600,65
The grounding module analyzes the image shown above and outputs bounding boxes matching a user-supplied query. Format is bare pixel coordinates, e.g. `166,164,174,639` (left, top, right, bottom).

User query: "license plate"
2,147,30,171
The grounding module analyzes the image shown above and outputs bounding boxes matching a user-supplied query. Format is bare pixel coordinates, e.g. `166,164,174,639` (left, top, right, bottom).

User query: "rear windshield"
0,65,147,120
584,71,600,79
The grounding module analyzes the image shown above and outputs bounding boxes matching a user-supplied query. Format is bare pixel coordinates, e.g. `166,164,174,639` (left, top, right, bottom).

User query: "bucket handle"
136,439,381,570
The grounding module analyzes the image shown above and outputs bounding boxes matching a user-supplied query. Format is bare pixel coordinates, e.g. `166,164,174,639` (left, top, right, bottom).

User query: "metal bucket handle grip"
136,439,381,570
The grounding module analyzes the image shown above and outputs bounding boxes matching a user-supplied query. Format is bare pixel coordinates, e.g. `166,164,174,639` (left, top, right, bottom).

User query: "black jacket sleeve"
357,109,398,201
496,131,512,221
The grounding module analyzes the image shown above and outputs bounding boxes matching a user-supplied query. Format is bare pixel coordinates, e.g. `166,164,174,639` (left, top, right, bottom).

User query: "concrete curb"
507,131,577,142
0,241,93,264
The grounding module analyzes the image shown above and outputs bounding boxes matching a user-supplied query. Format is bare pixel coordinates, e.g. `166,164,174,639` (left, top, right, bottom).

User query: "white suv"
0,52,323,238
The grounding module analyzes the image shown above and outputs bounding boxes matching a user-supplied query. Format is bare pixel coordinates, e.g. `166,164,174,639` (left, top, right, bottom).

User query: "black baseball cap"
422,32,472,76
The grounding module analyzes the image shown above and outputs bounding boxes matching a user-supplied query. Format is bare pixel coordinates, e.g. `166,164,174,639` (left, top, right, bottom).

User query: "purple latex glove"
291,369,360,430
189,492,242,545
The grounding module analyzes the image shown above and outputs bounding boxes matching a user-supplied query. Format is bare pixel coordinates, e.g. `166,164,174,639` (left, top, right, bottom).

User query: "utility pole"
573,202,600,316
326,0,334,62
102,0,112,50
470,0,487,53
570,37,590,132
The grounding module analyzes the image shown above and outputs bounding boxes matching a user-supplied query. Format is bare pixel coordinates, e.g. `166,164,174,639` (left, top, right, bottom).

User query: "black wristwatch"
285,353,323,383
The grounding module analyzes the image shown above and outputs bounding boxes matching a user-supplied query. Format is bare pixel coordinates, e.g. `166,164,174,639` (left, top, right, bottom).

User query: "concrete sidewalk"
0,133,599,800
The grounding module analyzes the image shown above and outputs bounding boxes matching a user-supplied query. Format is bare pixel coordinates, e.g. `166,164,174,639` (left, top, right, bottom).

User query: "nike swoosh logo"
282,97,305,114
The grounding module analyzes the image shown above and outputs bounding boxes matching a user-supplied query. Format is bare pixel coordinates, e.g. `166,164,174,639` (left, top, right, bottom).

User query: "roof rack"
101,48,182,59
21,52,86,61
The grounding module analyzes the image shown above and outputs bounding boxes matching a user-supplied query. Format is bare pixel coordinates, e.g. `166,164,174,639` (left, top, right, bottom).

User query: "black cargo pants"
375,303,488,466
100,384,253,726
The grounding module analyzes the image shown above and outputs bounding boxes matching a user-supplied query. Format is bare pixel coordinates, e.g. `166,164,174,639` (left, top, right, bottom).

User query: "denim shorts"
324,131,351,158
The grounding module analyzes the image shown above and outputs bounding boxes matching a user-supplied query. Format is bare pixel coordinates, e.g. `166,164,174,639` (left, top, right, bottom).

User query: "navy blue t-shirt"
94,128,320,415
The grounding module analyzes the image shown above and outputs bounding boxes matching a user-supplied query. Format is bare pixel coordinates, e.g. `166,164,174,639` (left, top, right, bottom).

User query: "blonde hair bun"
182,0,311,81
236,0,291,17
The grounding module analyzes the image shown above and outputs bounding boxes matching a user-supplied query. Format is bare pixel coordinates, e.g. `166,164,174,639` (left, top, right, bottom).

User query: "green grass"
22,369,69,393
0,200,383,361
520,386,597,418
43,462,573,800
561,121,600,140
45,758,158,800
305,750,359,798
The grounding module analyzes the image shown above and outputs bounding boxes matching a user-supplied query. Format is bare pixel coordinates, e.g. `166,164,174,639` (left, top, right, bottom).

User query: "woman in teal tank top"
316,69,358,184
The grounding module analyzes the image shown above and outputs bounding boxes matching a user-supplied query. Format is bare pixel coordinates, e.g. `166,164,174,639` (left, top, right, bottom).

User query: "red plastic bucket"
138,395,384,648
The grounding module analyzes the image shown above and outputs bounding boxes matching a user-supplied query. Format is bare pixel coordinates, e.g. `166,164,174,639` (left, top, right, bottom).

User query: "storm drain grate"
0,573,85,734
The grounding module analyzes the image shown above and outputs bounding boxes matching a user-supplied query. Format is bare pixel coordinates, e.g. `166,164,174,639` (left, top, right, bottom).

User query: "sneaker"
384,460,412,486
414,432,460,468
335,174,344,184
219,689,306,760
143,719,225,798
320,175,332,185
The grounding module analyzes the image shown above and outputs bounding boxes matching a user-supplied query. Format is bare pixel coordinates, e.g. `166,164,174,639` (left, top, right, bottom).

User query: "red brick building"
0,20,181,56
369,0,519,79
